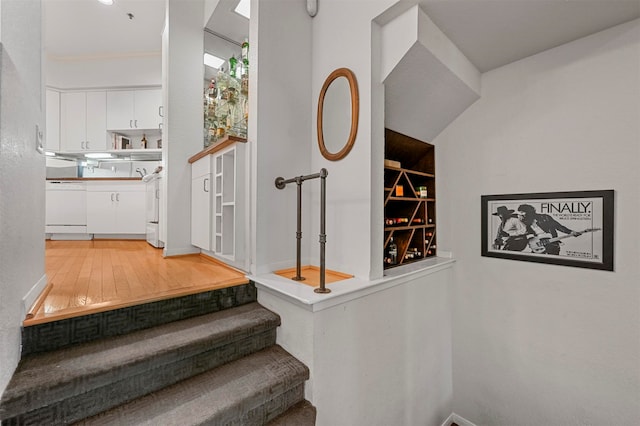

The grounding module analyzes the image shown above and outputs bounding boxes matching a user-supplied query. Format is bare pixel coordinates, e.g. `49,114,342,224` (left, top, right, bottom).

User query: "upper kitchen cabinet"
45,89,60,152
106,89,162,132
60,91,108,152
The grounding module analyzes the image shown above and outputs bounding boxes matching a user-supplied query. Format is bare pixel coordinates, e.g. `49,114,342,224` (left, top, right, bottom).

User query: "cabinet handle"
86,141,90,150
111,193,115,202
158,106,163,117
130,119,133,128
81,141,85,150
116,193,120,202
204,178,209,193
134,120,138,128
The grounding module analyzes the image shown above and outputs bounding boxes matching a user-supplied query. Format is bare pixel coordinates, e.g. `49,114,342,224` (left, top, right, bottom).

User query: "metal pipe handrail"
275,168,330,294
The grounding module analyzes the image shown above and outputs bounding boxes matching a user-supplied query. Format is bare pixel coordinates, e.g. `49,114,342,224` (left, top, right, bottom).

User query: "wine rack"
384,129,436,269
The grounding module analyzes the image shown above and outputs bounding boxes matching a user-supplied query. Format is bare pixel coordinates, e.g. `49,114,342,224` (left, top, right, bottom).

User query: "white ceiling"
43,0,166,58
205,0,249,45
419,0,640,72
44,0,639,72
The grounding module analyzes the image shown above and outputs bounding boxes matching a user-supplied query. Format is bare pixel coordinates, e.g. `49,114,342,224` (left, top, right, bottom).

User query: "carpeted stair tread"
266,400,317,426
21,283,258,355
0,302,279,422
76,345,309,426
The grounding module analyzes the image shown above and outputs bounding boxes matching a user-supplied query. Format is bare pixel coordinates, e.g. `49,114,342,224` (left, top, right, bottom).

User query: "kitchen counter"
46,177,143,181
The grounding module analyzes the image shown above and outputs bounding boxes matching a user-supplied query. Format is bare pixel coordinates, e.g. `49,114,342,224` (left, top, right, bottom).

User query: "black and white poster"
481,190,614,271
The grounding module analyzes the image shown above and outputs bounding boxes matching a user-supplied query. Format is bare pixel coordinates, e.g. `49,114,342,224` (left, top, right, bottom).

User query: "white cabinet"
190,139,246,267
87,182,146,234
191,157,212,250
45,89,60,151
106,89,162,131
60,91,107,152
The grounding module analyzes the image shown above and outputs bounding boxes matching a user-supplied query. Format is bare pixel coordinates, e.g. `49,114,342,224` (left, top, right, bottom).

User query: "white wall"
0,0,44,395
249,0,313,274
46,54,161,89
436,20,640,426
308,0,398,280
253,4,457,424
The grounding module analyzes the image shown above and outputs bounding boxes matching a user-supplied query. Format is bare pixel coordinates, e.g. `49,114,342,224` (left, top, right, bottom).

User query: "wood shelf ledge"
188,135,247,163
274,265,353,288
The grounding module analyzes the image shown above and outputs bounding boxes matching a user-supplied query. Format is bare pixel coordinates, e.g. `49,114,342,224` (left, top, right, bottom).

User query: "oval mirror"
317,68,359,161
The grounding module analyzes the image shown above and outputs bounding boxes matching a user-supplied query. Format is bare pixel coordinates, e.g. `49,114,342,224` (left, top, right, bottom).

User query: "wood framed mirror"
317,68,359,161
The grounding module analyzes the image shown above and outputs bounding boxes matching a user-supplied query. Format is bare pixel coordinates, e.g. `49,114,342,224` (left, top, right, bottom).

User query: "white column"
162,0,205,256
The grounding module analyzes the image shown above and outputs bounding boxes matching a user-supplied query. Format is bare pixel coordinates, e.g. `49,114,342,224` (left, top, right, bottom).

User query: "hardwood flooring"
26,240,248,326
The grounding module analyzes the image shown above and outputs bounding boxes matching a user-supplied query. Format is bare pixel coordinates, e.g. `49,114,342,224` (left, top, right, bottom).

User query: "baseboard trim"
441,412,477,426
163,247,201,257
22,274,48,318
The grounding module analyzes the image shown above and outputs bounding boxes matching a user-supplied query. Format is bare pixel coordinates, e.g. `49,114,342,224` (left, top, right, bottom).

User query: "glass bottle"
388,237,398,265
241,38,249,95
207,78,217,99
241,38,249,66
229,55,238,79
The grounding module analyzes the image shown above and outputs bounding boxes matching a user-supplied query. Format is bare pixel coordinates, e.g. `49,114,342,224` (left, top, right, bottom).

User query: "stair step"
0,302,279,425
76,345,310,425
22,282,257,355
267,400,317,426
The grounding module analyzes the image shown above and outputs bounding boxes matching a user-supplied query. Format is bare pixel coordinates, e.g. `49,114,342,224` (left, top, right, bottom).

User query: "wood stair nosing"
0,303,280,423
76,345,310,426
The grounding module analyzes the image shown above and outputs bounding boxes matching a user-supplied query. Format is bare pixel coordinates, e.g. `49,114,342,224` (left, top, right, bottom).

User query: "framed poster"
481,190,614,271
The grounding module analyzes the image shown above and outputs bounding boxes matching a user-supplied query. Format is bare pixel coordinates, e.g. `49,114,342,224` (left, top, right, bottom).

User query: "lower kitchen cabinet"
189,137,246,269
86,182,146,234
191,160,212,250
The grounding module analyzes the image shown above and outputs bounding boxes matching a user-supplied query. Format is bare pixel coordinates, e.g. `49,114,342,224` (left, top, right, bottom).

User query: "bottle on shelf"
241,38,249,67
241,38,250,91
203,48,250,147
229,55,238,79
387,237,398,265
207,78,217,99
141,134,147,149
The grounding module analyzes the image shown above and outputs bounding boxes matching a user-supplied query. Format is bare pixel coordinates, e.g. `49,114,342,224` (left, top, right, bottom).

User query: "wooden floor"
26,240,249,326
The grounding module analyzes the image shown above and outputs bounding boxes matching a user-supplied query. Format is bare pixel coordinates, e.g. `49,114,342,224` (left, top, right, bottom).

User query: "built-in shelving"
384,128,436,269
190,136,246,267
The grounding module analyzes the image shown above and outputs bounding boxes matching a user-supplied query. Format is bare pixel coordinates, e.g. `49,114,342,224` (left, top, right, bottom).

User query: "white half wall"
0,0,44,396
436,19,640,426
258,266,454,426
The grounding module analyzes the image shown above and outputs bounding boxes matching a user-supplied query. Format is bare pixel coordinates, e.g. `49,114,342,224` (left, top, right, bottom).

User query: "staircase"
0,284,315,425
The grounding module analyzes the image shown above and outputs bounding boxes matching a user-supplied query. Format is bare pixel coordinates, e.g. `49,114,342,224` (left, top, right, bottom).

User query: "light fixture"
234,0,250,19
84,153,113,159
307,0,317,17
45,151,56,157
97,0,114,5
204,53,225,69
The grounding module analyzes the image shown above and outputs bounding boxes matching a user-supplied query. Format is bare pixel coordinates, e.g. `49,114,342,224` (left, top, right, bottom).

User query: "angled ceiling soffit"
380,4,482,141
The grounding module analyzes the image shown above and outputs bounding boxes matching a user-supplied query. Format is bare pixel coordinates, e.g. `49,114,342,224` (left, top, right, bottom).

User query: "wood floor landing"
26,240,248,326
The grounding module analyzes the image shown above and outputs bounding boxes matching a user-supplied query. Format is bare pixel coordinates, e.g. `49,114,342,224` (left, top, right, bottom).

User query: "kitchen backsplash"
46,157,161,179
